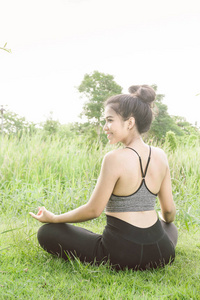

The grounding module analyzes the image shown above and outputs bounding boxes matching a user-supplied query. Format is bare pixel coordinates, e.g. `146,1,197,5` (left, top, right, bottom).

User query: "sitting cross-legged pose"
30,85,178,271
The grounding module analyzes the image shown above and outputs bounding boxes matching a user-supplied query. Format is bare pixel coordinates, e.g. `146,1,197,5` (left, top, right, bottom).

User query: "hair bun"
128,85,156,104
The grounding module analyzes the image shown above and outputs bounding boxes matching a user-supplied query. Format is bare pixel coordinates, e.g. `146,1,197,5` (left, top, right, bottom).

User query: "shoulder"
151,146,169,165
151,146,166,156
99,149,123,179
103,148,124,163
102,148,126,169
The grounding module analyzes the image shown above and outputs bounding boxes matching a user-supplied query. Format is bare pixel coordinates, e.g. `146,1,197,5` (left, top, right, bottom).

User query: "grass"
0,134,105,216
0,133,200,299
1,218,200,300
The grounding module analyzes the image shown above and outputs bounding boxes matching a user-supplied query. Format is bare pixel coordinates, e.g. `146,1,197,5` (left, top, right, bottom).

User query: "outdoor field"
1,134,199,299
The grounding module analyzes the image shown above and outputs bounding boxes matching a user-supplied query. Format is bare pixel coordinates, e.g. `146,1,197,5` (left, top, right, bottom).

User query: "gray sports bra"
105,146,157,212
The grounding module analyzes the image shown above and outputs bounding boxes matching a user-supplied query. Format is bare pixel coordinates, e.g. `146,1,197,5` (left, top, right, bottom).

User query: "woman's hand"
29,207,56,223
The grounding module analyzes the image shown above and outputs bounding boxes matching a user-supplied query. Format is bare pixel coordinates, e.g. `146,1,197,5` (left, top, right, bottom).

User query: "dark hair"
105,85,156,134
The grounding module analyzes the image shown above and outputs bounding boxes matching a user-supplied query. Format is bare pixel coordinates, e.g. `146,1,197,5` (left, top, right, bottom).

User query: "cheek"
107,123,113,131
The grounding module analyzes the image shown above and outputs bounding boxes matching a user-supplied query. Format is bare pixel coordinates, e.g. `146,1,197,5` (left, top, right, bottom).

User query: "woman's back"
105,144,169,228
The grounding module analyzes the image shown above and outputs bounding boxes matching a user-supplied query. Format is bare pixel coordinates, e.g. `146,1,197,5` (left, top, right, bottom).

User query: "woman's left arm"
30,151,120,223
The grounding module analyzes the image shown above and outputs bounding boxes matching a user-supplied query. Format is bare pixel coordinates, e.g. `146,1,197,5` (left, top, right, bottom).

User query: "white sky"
1,0,200,125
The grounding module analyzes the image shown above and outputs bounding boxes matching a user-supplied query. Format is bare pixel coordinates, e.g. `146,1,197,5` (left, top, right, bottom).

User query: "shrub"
164,131,177,152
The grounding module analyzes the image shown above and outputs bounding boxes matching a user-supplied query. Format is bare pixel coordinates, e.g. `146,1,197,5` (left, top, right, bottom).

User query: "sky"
1,0,200,126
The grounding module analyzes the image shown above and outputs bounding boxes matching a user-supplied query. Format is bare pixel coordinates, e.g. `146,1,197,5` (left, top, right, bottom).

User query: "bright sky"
1,0,200,126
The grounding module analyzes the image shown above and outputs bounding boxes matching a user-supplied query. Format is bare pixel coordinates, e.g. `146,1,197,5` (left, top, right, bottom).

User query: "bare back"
106,145,169,228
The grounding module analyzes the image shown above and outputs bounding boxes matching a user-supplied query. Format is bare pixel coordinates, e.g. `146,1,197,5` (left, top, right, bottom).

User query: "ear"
127,117,135,130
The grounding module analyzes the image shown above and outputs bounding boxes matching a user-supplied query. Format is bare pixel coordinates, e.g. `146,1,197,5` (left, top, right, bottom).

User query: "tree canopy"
78,70,122,125
149,85,183,140
1,109,33,135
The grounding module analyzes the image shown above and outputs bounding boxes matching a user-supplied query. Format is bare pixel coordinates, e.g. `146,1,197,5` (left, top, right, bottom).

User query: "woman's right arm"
158,153,176,223
30,150,120,224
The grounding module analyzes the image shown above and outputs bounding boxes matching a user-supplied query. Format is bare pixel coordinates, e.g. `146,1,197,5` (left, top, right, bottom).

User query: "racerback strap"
125,146,151,179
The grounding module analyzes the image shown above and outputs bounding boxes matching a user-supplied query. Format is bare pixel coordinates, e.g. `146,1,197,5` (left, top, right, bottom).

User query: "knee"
37,223,50,246
37,223,69,247
37,223,58,247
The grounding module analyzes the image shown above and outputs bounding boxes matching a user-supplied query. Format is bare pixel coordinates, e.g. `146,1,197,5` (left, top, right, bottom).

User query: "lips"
106,132,112,138
108,135,113,141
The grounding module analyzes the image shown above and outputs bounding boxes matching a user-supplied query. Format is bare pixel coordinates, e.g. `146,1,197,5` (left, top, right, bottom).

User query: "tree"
1,109,35,136
172,116,200,136
148,85,183,140
42,112,60,135
77,70,122,137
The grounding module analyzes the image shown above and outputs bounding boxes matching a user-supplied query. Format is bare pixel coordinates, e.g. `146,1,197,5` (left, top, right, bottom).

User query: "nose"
103,122,108,131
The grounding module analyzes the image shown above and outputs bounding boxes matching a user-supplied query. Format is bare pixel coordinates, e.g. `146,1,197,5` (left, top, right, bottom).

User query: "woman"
30,85,178,270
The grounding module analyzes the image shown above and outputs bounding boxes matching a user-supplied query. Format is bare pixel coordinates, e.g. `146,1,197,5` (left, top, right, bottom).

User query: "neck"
124,135,144,148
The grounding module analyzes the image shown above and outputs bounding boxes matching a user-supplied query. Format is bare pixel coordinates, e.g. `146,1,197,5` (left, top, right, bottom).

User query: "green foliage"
164,131,177,152
70,122,108,146
1,108,35,137
187,134,199,147
77,70,122,138
0,134,107,216
0,134,200,229
0,42,11,53
57,123,75,140
1,109,76,141
149,86,183,140
163,142,200,229
42,112,60,135
172,116,200,137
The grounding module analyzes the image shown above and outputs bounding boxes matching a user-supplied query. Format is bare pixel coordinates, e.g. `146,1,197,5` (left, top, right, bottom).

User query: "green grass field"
1,134,200,299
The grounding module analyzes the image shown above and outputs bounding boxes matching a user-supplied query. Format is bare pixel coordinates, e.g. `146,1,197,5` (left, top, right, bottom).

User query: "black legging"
37,215,178,270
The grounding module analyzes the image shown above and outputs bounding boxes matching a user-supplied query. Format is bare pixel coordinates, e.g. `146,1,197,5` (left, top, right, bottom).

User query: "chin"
108,139,118,145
